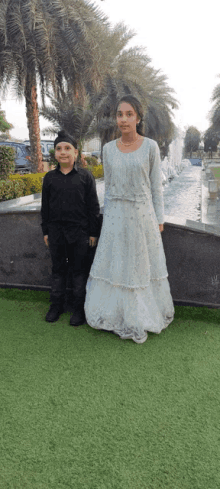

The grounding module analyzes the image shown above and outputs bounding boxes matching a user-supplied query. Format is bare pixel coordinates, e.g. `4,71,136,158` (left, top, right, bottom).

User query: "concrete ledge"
0,193,42,211
164,214,220,237
173,299,220,309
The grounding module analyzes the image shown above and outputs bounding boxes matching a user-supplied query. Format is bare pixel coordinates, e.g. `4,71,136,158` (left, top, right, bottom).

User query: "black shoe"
46,304,64,323
70,309,86,327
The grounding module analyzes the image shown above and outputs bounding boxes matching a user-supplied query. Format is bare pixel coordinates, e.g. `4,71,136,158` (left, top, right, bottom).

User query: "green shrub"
0,145,16,180
85,156,100,167
0,179,26,202
92,164,104,178
9,173,47,196
86,164,104,179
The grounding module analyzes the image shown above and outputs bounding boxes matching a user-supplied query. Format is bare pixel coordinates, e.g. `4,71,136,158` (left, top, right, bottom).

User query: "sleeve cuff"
41,223,48,236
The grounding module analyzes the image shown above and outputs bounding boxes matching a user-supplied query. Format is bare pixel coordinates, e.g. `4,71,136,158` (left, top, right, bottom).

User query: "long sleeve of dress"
149,141,164,225
103,143,111,208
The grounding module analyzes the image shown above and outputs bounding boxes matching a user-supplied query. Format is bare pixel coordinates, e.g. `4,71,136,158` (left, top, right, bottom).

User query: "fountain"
160,128,189,185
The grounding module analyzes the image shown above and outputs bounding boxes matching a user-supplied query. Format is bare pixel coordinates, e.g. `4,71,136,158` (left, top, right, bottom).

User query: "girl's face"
55,141,78,167
116,102,140,135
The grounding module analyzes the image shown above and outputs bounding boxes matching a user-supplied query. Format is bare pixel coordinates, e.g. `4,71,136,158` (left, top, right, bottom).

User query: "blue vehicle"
189,158,202,166
23,139,54,161
0,141,32,174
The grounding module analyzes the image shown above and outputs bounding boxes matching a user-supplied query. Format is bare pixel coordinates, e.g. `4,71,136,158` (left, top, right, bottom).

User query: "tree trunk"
25,72,44,173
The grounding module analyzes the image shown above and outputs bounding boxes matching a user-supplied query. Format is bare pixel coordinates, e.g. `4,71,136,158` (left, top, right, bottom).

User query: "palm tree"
209,77,220,137
38,18,178,162
87,44,179,156
39,21,136,154
143,73,178,154
0,0,108,172
39,86,103,159
202,77,220,154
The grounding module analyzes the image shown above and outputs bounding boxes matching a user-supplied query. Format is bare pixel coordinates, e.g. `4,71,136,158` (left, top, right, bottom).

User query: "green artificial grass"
1,288,220,489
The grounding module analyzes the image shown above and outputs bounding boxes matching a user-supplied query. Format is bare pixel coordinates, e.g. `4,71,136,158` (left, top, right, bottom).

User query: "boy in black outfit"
41,130,100,326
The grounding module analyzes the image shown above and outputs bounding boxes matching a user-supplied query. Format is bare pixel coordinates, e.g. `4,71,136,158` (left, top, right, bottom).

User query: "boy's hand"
89,237,97,247
159,224,164,232
44,235,49,247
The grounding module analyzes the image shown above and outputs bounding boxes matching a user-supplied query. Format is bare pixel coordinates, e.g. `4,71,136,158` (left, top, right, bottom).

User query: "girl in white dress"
84,94,175,343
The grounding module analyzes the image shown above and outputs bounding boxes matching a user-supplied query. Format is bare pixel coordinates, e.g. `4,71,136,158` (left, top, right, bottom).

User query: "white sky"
1,0,220,139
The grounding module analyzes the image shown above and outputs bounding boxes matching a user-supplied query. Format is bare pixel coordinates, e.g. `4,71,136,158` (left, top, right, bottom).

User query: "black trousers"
48,223,91,310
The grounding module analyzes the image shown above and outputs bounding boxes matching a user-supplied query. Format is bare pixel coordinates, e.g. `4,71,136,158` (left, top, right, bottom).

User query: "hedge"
0,165,104,202
0,179,26,202
0,145,16,180
86,164,104,179
84,156,100,167
9,172,47,193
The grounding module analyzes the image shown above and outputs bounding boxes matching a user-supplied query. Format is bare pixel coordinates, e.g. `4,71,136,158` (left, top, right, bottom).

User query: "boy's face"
55,141,78,167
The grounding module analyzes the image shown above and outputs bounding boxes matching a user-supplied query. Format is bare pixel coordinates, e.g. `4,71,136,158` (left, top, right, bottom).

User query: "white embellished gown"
84,137,175,343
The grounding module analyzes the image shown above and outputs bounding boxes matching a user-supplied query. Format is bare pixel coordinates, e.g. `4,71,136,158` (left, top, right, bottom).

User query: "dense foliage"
0,0,110,171
208,77,220,137
0,145,16,180
0,178,26,202
205,77,220,154
184,126,201,157
203,127,219,154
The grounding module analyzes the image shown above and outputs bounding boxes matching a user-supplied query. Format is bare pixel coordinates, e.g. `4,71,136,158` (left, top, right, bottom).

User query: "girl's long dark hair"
115,95,145,136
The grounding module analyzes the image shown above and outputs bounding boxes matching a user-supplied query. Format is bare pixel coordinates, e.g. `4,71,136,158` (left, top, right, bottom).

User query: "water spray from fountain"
161,127,191,187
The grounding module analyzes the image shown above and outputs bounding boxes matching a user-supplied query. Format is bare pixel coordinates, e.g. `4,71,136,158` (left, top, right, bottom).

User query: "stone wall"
1,209,220,308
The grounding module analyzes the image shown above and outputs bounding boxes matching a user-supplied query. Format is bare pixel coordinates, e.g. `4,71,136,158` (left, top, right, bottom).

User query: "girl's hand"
159,224,164,233
44,235,49,247
89,237,97,247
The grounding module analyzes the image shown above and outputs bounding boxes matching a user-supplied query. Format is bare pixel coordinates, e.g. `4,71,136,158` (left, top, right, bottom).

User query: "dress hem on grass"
85,275,175,344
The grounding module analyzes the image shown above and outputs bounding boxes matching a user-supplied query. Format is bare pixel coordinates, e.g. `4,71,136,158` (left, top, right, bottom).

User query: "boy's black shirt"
40,162,100,239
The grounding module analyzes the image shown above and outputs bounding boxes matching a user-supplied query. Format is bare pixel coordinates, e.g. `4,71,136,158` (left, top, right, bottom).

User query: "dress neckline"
115,137,145,154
